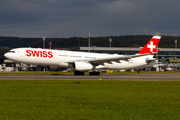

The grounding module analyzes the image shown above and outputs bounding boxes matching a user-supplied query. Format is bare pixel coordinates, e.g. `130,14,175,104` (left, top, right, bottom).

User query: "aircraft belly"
12,56,61,66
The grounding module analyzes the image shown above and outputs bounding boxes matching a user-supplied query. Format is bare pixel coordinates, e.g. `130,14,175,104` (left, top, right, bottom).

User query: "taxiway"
0,74,180,81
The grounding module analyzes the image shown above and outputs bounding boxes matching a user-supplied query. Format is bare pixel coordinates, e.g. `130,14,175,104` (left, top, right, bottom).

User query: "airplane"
4,36,161,75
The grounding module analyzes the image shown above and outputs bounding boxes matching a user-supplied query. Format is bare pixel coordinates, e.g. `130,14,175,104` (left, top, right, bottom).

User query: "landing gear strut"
89,64,100,75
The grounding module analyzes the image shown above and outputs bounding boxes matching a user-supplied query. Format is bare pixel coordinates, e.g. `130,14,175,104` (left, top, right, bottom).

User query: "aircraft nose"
4,53,9,58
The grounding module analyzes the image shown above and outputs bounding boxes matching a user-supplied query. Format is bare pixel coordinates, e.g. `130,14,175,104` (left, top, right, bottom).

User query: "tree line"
31,35,180,48
1,35,180,49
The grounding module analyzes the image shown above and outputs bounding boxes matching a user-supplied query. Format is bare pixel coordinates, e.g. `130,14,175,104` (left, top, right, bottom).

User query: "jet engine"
72,61,93,71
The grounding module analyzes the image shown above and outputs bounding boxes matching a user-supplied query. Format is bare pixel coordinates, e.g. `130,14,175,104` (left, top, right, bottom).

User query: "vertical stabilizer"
137,36,161,54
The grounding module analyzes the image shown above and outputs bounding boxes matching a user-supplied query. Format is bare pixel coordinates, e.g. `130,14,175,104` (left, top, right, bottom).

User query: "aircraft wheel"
74,71,84,75
89,72,100,75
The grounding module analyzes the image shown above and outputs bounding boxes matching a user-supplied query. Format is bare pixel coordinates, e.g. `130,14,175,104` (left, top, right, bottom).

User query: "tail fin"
137,36,161,54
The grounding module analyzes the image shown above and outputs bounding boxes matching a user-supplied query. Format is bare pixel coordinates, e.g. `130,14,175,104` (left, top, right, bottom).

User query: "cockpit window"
9,51,15,53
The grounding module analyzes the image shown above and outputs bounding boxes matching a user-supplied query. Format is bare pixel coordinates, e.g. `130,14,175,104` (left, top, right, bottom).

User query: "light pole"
42,36,45,49
42,36,46,72
49,42,52,49
156,47,159,72
175,39,177,48
88,33,91,52
109,38,112,47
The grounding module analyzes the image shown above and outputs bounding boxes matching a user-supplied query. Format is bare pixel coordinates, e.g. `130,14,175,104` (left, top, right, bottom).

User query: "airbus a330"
4,36,161,75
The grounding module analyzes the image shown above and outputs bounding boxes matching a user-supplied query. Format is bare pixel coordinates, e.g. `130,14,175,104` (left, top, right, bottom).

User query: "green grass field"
0,80,180,120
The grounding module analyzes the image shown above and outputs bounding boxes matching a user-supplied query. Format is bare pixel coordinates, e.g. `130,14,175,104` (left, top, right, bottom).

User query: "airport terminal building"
77,47,180,63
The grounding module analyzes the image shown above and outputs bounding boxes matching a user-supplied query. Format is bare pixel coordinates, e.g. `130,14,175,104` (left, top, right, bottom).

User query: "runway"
0,74,180,80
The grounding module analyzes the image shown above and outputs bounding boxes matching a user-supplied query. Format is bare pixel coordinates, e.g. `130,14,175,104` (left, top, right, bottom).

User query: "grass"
0,80,180,120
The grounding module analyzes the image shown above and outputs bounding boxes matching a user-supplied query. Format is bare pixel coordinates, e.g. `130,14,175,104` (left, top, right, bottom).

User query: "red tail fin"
137,36,161,54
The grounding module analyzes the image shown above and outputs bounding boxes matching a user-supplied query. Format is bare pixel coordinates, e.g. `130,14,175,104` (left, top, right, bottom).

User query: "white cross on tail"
147,41,156,52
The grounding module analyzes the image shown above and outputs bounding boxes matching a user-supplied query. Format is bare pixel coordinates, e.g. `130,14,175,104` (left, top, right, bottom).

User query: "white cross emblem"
147,41,156,52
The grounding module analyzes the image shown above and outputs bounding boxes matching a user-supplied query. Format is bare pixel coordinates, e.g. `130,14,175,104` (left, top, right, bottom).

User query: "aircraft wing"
67,52,155,66
87,53,155,65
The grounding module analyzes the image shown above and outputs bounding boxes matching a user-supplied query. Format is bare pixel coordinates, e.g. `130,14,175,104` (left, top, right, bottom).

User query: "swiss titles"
26,50,53,58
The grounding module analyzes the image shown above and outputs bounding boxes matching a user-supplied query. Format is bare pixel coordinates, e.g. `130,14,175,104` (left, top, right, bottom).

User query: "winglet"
137,36,161,54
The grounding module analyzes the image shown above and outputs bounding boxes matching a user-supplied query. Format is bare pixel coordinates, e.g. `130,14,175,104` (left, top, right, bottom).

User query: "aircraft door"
129,59,137,64
133,59,137,64
53,51,57,59
21,50,25,57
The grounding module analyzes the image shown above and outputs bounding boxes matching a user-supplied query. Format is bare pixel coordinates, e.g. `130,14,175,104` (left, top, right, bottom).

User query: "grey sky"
0,0,180,38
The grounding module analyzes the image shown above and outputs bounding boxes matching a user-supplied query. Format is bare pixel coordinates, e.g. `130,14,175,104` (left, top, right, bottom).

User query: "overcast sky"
0,0,180,38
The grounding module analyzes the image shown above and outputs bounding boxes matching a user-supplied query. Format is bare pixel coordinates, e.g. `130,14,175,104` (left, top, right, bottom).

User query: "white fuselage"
4,48,153,70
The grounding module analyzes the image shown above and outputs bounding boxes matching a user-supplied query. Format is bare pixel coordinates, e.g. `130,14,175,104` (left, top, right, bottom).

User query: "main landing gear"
89,71,100,75
74,71,100,76
74,71,84,75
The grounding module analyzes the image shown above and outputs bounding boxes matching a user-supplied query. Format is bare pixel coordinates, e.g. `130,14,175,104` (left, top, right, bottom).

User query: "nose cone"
4,53,7,58
4,53,10,59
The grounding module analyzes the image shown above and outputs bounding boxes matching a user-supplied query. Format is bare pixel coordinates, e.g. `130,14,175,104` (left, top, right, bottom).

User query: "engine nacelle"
47,66,66,71
72,61,93,71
